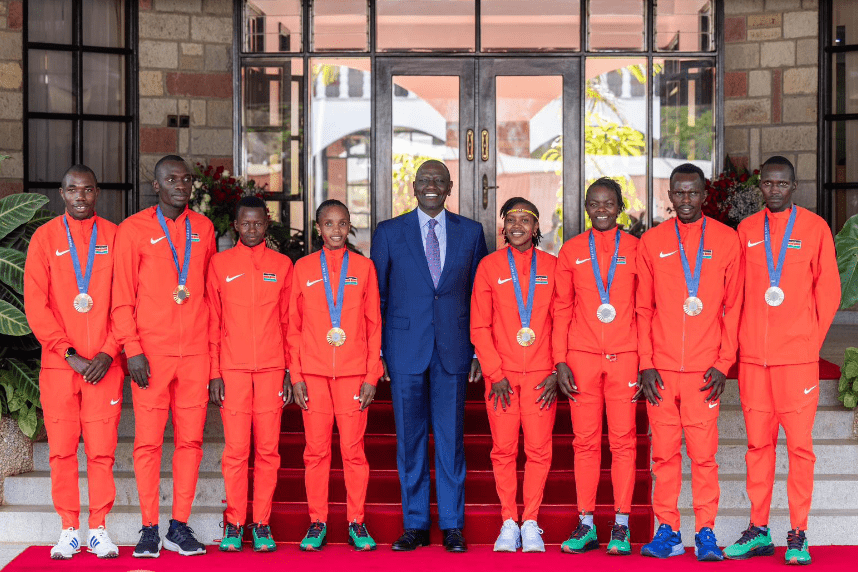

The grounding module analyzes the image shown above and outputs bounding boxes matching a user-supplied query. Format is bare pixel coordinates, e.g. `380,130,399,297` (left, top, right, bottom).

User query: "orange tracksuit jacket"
736,206,840,530
207,240,293,526
24,213,122,529
470,245,556,522
553,226,639,514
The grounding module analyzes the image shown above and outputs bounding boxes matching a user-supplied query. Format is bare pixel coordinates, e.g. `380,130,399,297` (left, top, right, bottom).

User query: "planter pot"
0,416,34,504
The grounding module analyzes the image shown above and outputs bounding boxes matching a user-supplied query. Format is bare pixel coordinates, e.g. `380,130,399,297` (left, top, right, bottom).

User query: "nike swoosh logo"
307,278,323,287
659,250,678,258
225,274,244,283
55,249,70,256
628,381,637,387
110,399,120,406
804,385,817,395
747,240,764,247
150,236,166,244
575,258,591,265
709,401,718,408
278,391,284,397
497,277,512,284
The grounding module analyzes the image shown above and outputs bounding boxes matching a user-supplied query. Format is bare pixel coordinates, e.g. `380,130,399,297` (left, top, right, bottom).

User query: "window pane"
832,52,858,114
391,75,460,216
310,59,372,253
82,0,125,48
655,0,714,52
243,0,302,53
835,188,858,233
832,121,858,185
28,119,73,183
83,53,125,115
588,0,645,51
312,0,368,51
28,0,72,44
833,0,858,47
377,0,474,52
28,50,74,113
585,58,648,234
653,58,715,224
481,0,580,52
83,121,125,184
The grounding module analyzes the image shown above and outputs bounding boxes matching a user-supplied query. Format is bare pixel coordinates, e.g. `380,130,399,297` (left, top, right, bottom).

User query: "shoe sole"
562,539,599,554
606,546,632,556
641,546,685,558
90,549,119,559
522,546,546,553
219,545,242,552
391,540,430,551
348,537,377,552
786,556,812,565
300,537,327,552
725,545,776,560
132,541,161,559
163,538,205,556
50,551,78,560
254,545,277,552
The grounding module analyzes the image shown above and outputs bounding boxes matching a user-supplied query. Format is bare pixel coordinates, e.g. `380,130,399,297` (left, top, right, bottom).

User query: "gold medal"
327,327,346,347
173,285,190,305
683,296,703,316
516,327,536,347
73,293,93,313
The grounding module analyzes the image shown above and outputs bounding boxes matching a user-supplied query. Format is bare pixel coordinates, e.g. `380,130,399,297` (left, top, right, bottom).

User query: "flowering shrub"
702,164,763,228
189,162,268,236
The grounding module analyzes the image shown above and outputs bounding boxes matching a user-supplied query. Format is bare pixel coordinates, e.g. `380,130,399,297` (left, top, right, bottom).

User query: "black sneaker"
164,519,206,556
133,524,161,558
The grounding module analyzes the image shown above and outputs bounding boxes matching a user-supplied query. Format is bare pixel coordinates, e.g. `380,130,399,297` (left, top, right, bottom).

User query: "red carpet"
6,545,858,571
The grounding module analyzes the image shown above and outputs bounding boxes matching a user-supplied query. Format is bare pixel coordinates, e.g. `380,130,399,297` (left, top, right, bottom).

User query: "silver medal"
765,286,785,307
597,303,617,324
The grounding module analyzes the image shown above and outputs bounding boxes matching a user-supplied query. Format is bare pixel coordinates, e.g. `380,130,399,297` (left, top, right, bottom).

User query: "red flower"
739,173,749,183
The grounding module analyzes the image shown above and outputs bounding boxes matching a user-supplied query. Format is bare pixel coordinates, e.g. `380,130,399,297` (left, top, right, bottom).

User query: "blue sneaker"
695,527,724,561
641,524,685,558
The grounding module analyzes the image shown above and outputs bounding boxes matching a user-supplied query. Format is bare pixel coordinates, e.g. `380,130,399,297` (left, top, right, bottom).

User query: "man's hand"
281,371,293,406
701,367,727,403
126,354,151,389
556,362,578,401
210,378,225,407
66,354,91,377
81,352,113,384
469,358,483,384
488,378,513,411
293,381,309,410
535,371,558,410
358,382,376,411
634,368,664,406
380,357,391,383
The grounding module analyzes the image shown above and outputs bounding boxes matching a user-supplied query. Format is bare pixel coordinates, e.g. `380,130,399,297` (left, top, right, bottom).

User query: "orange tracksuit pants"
40,367,123,529
568,351,637,514
221,369,284,526
132,354,208,526
486,370,556,523
302,374,369,523
647,370,720,531
739,362,818,530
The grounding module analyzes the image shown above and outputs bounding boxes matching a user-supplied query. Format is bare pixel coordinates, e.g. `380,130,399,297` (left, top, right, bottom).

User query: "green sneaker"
251,523,276,552
348,521,377,551
561,521,599,554
785,529,811,565
219,523,243,552
724,524,775,560
299,521,327,551
606,523,631,555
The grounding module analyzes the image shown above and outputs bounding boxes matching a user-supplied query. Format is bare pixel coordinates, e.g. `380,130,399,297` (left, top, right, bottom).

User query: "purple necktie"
426,218,441,288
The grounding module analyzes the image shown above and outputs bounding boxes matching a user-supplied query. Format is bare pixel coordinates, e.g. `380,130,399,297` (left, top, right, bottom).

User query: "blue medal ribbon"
764,205,797,288
674,218,707,299
62,216,97,296
155,206,192,288
588,229,620,306
320,249,349,328
507,247,537,329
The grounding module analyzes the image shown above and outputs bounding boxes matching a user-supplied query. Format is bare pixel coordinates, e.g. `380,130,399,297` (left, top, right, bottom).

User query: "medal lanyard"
674,218,707,299
62,216,97,296
588,229,620,306
320,249,349,329
764,205,797,288
156,206,192,287
507,247,537,329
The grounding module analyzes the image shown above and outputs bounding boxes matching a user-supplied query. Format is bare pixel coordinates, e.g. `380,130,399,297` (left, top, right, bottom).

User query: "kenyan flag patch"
95,245,109,255
191,233,201,242
788,239,802,249
703,249,713,259
535,275,548,285
262,273,277,282
345,276,359,285
616,256,626,265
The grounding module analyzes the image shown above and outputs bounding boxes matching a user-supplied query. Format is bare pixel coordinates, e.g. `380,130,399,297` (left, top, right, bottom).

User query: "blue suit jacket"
371,209,488,375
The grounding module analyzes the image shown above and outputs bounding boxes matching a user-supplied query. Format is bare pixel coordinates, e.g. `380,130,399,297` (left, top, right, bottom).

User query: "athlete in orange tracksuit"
636,164,743,561
288,199,383,552
24,165,122,559
470,197,557,553
111,155,216,557
207,196,293,552
725,156,840,565
553,178,638,556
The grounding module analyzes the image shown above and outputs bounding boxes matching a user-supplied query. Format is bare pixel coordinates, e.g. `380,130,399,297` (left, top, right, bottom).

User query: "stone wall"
723,0,820,210
0,0,23,199
138,0,234,206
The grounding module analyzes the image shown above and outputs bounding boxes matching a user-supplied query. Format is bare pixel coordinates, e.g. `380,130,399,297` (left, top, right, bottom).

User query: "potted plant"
702,157,763,229
835,214,858,409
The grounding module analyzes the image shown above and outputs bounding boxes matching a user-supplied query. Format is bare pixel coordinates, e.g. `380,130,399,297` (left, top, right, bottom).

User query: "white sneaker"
521,520,545,553
493,518,521,552
87,526,119,558
50,528,80,560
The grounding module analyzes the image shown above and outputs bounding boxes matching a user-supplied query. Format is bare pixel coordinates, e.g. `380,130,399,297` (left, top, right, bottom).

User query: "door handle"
466,129,474,161
481,129,489,161
482,174,498,210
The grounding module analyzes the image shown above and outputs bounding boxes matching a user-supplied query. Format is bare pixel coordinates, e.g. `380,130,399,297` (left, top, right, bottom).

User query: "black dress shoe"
392,529,430,551
442,528,468,553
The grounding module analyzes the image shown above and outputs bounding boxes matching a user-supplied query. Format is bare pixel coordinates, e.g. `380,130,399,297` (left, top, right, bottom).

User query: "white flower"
203,194,211,203
222,170,230,178
192,205,202,213
190,190,196,200
194,180,203,189
201,202,210,213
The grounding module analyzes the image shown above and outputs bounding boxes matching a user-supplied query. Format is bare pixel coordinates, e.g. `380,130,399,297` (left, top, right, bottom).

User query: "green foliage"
392,153,433,217
838,347,858,409
835,214,858,310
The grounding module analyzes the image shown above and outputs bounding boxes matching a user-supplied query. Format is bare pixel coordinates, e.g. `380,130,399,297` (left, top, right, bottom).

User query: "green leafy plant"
835,214,858,408
838,348,858,409
0,192,52,438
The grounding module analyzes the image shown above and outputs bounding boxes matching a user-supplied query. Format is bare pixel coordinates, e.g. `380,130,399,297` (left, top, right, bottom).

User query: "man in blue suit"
371,160,488,553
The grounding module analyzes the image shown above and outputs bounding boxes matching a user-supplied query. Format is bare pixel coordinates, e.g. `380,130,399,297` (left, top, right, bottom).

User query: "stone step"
677,474,858,510
716,406,855,440
718,378,841,407
3,471,225,508
680,439,858,474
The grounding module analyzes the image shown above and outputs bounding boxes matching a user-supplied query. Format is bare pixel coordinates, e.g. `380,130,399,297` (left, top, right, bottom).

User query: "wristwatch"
64,347,77,360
